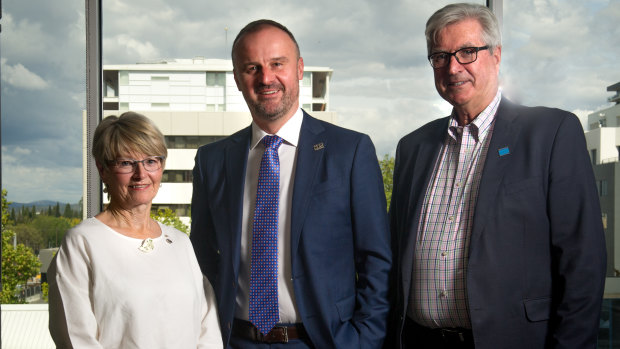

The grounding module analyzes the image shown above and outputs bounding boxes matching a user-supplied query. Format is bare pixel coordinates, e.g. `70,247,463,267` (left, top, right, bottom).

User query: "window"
503,0,620,344
303,72,312,87
165,136,226,149
151,204,190,217
592,149,598,165
119,71,129,85
599,180,608,197
162,170,193,183
206,72,225,87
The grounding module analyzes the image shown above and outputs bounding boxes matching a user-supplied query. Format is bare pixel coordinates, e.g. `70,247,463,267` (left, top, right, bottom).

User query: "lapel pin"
313,142,325,151
498,147,510,157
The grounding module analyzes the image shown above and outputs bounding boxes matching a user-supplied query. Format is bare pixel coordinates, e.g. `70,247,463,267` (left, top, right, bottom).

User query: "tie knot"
262,135,283,150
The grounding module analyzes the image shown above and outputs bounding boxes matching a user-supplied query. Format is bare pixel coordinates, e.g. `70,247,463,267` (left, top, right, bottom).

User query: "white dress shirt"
235,108,303,323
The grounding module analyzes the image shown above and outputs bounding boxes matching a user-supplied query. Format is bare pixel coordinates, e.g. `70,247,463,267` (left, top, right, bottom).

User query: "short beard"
249,84,298,122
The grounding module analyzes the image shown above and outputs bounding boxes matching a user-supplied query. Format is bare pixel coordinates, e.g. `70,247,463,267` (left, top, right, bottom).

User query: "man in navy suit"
388,3,606,348
190,19,391,348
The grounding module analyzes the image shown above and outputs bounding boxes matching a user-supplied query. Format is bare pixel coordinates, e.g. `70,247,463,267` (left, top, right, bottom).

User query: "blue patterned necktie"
249,135,283,335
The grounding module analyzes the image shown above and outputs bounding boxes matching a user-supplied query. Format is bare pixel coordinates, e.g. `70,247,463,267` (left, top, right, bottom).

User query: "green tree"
379,154,395,211
13,223,46,254
151,208,189,235
19,205,30,222
63,203,74,218
1,189,41,303
41,282,49,302
10,208,16,223
54,202,61,218
78,197,84,219
31,215,72,248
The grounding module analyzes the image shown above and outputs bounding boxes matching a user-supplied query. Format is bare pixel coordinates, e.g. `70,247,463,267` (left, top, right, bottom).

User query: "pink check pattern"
411,93,500,329
249,135,283,335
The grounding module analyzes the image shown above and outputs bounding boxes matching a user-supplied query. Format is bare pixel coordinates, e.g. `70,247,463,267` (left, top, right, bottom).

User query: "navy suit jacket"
190,111,392,348
389,98,606,348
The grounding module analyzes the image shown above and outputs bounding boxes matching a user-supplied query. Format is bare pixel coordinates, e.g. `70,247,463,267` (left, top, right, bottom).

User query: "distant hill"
8,200,81,214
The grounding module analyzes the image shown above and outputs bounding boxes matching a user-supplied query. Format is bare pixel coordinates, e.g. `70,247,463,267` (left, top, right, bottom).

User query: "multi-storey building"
585,81,620,277
101,58,336,224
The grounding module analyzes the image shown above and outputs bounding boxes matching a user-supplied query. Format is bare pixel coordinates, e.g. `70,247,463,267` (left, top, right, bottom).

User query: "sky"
1,0,619,204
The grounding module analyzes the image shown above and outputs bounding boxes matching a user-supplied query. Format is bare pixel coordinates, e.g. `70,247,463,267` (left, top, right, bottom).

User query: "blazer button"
217,249,221,255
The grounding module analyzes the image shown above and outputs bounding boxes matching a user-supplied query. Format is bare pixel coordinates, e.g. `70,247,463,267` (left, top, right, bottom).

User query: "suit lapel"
290,112,326,255
470,98,520,244
225,126,251,274
401,119,446,297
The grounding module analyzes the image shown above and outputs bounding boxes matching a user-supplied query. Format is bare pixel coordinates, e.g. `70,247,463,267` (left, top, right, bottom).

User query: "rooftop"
1,304,54,349
104,57,333,74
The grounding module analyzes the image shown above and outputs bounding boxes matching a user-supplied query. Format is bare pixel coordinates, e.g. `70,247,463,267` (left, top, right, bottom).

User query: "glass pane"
100,0,484,225
2,1,86,208
1,0,86,345
503,1,620,345
303,72,312,87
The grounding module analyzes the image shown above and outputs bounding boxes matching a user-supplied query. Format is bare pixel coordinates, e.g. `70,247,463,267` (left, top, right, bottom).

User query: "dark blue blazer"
389,98,606,348
190,111,392,348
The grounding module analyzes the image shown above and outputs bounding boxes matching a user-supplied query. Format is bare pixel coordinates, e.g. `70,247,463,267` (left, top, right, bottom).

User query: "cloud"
105,34,161,62
501,0,619,111
1,58,48,90
1,146,82,203
572,109,595,131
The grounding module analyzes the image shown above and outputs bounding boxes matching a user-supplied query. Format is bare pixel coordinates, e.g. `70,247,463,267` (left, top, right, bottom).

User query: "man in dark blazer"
190,20,391,348
389,3,606,348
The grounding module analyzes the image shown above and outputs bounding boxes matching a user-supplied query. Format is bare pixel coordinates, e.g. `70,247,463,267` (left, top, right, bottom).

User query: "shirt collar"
250,108,303,149
448,90,502,142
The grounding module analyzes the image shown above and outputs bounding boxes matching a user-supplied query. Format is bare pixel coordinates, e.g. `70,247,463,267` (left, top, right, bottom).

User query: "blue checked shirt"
409,92,501,329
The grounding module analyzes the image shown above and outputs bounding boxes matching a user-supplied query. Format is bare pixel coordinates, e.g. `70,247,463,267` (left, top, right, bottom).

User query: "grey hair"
425,3,502,54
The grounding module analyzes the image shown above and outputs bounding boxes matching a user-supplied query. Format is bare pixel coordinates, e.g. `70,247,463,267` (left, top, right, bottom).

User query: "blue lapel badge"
313,142,325,151
498,147,510,157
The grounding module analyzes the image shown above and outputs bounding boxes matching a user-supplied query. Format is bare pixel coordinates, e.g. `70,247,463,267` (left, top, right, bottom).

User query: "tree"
13,223,45,255
1,189,41,303
63,203,74,218
54,202,61,217
78,197,84,219
19,205,31,222
151,208,189,235
31,215,72,248
379,154,395,211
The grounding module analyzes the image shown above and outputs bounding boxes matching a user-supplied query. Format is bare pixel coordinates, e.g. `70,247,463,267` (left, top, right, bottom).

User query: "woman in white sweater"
48,112,222,348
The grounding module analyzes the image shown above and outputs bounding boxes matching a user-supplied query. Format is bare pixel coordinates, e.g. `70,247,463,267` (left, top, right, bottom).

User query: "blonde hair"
92,111,167,169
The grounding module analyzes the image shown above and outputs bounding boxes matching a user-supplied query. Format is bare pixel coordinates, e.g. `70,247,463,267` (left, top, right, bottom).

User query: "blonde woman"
48,112,222,348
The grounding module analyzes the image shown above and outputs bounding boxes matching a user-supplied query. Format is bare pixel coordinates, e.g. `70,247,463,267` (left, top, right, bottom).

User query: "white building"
101,58,336,224
585,81,620,277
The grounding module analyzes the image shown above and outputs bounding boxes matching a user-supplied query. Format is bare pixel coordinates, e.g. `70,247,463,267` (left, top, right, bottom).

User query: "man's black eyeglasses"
428,46,489,68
